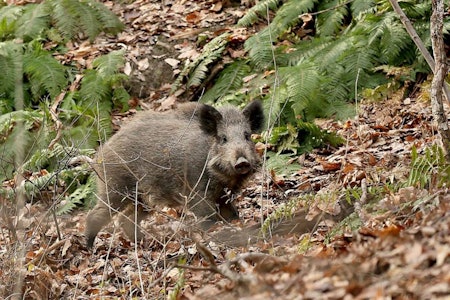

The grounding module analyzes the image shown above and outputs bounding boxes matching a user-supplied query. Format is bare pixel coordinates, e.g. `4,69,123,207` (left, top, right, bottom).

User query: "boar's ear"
199,104,223,136
243,100,264,133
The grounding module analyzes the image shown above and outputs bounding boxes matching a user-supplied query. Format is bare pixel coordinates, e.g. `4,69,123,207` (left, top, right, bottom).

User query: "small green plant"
407,144,450,189
270,121,344,155
167,258,187,300
265,120,344,174
0,143,96,213
172,33,230,93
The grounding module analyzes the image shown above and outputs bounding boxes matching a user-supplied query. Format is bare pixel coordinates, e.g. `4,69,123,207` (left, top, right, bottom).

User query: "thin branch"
388,0,450,105
48,74,83,150
301,0,354,17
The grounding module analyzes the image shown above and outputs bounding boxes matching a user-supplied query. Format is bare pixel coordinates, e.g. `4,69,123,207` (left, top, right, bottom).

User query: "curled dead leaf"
186,11,202,24
320,161,341,172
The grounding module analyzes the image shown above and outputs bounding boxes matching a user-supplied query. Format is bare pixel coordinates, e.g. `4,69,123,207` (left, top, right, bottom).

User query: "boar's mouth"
234,157,252,174
208,155,255,184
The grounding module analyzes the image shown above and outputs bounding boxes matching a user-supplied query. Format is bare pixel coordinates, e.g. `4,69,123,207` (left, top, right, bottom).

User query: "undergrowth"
0,0,127,212
171,0,445,171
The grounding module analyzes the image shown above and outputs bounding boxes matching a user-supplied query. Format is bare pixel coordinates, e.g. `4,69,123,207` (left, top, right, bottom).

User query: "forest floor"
1,0,449,299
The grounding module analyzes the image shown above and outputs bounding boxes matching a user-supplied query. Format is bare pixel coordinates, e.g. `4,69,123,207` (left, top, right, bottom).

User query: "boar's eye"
219,135,228,144
244,132,251,141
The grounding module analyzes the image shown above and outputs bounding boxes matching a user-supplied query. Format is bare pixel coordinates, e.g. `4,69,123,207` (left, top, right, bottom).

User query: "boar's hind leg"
85,200,114,248
85,187,132,247
119,204,148,242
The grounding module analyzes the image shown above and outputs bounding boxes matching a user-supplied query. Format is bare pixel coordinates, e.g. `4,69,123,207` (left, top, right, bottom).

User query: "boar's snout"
234,157,251,174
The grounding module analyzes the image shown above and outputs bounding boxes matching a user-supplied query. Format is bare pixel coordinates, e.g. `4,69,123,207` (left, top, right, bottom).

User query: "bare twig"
48,74,83,150
47,92,65,150
300,0,354,17
26,238,67,266
355,178,368,224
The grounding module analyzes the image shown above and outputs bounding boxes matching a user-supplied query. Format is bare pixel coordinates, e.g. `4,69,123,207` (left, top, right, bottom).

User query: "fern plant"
260,195,304,236
172,33,230,93
0,0,127,214
200,60,252,104
237,0,280,27
407,145,450,189
24,41,69,100
0,110,49,183
172,0,444,176
0,0,123,42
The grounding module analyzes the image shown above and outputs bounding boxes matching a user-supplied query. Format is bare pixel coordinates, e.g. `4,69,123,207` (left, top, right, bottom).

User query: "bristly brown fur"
85,101,264,247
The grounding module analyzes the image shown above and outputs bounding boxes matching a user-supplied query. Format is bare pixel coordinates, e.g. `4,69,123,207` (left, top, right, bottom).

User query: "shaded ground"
0,0,449,299
1,96,448,299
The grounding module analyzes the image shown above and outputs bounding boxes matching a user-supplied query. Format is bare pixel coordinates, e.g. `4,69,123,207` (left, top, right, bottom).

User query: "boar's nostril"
235,157,251,174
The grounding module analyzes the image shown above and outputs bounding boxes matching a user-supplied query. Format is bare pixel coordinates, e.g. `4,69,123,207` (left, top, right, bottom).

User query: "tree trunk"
389,0,450,160
430,0,450,160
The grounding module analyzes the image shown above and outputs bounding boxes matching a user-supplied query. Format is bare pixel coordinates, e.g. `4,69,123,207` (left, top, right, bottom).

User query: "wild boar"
85,101,264,247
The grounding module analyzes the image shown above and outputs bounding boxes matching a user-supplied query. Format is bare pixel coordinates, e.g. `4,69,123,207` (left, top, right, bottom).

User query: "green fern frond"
365,14,410,64
340,39,377,72
245,29,275,70
350,0,377,18
15,3,50,41
112,86,130,111
296,121,344,152
322,98,355,120
0,5,22,40
173,33,229,91
22,143,95,172
200,60,251,103
48,0,123,42
21,172,56,198
312,35,353,69
187,33,229,88
50,0,77,41
23,42,68,99
0,110,46,182
237,0,281,27
407,145,450,189
57,172,95,215
72,0,103,40
0,5,22,24
285,36,335,65
261,196,300,235
316,0,349,36
92,49,126,78
0,110,43,134
280,62,321,118
0,41,21,98
69,50,127,145
268,0,316,38
87,0,124,34
78,70,111,103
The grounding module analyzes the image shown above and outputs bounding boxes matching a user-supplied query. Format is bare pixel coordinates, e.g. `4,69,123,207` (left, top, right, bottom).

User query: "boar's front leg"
186,194,221,229
119,203,149,242
188,194,239,229
217,198,239,222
